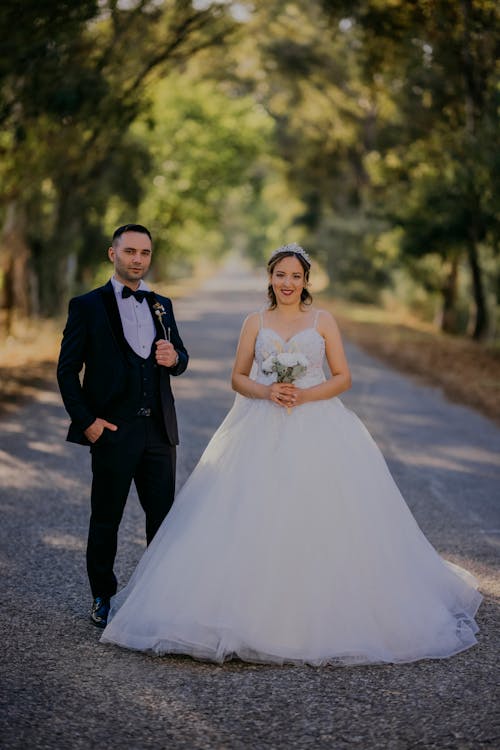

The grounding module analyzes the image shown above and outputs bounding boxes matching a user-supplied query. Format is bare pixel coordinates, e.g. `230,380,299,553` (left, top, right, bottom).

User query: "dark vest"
111,340,162,419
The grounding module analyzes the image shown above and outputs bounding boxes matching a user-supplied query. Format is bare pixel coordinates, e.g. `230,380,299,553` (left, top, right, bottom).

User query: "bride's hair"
267,247,313,309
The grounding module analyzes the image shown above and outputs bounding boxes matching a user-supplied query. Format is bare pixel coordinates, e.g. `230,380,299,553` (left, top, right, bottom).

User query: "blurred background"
0,0,499,410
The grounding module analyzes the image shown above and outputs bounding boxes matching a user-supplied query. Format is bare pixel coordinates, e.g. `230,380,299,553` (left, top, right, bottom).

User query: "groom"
57,224,188,628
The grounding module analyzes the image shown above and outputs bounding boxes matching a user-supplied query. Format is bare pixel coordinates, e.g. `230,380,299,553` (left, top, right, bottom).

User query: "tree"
131,72,275,275
322,0,500,338
0,0,236,325
230,0,499,336
217,1,399,295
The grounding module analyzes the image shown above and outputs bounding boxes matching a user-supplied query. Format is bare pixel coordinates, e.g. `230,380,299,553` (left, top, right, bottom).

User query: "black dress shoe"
91,597,110,628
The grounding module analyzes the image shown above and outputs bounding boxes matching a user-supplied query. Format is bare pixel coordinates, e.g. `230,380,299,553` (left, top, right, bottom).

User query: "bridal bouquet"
262,352,308,413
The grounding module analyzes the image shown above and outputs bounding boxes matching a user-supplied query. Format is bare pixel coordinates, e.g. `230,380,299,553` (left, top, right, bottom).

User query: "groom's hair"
112,224,152,245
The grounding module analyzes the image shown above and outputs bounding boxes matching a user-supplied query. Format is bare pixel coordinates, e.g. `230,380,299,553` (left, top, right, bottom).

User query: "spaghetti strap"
259,309,265,329
313,309,321,330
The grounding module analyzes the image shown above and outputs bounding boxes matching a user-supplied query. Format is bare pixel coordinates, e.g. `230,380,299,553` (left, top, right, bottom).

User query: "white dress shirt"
111,276,156,359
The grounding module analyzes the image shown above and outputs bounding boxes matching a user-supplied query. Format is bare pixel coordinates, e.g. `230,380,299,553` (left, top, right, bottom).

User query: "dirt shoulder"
322,296,500,426
0,319,61,413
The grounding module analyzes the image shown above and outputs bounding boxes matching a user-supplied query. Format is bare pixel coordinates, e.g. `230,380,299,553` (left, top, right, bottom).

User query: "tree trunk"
466,233,488,340
440,255,460,334
459,0,490,340
37,189,82,316
0,201,33,334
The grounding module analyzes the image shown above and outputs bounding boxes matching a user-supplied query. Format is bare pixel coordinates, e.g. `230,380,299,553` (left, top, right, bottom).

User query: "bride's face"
271,256,305,306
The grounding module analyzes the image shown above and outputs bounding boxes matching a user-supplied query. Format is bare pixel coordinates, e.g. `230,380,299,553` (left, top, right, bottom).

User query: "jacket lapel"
100,281,129,355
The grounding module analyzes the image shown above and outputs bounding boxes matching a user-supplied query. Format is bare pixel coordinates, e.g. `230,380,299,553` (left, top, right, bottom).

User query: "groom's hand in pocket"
84,418,118,443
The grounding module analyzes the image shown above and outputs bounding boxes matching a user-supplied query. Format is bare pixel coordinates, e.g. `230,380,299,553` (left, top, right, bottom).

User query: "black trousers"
87,415,176,599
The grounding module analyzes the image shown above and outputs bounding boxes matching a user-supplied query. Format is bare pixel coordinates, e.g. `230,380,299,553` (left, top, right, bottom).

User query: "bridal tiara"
268,243,311,265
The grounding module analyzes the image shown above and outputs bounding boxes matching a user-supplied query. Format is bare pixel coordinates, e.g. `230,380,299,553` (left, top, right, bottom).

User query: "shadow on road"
1,266,499,749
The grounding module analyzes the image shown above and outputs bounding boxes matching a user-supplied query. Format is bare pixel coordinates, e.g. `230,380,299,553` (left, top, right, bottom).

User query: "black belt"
136,407,152,417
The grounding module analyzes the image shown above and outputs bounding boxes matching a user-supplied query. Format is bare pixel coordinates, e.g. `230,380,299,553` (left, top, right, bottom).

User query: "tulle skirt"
101,395,481,665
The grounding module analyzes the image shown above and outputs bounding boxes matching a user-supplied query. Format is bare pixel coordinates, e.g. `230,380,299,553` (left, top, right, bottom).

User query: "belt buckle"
137,407,151,417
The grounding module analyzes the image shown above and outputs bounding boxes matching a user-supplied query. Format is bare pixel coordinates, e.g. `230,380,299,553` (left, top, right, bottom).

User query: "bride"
101,243,481,666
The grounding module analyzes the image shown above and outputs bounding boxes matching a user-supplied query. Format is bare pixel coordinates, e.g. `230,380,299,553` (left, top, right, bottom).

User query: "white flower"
276,352,300,367
262,355,276,373
261,352,309,384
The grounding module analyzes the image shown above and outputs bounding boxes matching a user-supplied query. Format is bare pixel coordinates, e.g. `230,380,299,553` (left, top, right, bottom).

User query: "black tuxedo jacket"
57,280,188,446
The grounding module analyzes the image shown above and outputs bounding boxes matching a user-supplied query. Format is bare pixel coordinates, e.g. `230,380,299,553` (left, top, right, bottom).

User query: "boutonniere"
152,299,170,341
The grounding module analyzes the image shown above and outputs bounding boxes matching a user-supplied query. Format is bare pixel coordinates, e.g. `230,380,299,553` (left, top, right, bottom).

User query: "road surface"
1,261,499,749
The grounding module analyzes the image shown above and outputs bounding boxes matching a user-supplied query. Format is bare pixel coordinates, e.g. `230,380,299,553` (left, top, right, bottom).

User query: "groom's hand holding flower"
156,339,179,368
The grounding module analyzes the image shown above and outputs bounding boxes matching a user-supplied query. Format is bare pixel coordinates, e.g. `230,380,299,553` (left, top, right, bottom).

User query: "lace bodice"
254,326,326,389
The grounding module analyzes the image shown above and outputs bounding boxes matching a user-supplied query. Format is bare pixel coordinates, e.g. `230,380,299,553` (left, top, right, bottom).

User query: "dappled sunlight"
0,450,42,488
392,448,496,476
443,554,500,599
129,532,146,547
183,357,234,376
386,411,439,428
478,576,500,600
439,445,500,467
0,265,498,750
1,421,24,433
377,406,442,432
27,440,66,455
42,532,85,552
33,389,61,405
171,307,205,323
345,349,500,493
44,469,86,494
0,443,86,495
177,375,232,400
445,552,499,579
353,391,440,421
349,360,383,383
0,469,85,496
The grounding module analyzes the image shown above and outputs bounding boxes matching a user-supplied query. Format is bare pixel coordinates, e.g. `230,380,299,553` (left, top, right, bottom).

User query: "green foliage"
0,0,238,315
129,73,273,275
242,0,500,337
0,0,498,340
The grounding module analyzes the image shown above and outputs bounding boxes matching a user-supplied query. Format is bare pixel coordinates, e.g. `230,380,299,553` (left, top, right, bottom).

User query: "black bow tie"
122,287,151,303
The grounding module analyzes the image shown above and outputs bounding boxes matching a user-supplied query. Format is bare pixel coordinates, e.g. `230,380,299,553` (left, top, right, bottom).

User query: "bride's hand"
288,385,308,408
268,383,297,408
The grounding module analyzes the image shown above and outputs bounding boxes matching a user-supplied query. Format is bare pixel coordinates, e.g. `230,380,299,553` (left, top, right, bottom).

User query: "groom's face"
108,231,152,288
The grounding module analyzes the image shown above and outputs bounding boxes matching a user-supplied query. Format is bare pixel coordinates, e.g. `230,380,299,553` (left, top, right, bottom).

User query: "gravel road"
1,260,499,749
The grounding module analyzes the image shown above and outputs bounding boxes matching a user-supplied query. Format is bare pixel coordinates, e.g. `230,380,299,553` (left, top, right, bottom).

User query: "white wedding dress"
101,317,481,665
